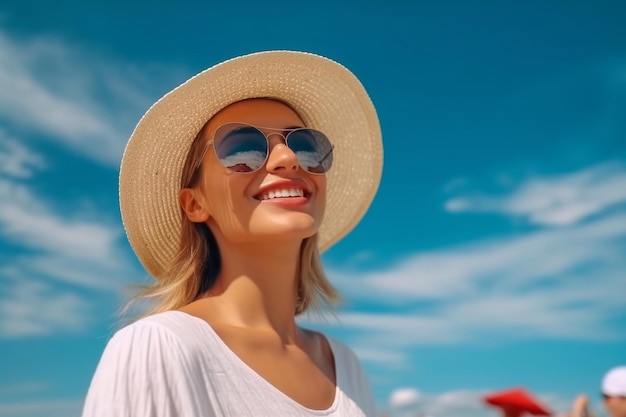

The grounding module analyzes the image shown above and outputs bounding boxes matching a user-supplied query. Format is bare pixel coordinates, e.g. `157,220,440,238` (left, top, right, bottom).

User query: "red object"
483,388,552,416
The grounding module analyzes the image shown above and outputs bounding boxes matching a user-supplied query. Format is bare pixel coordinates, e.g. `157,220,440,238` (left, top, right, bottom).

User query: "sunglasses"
202,123,334,174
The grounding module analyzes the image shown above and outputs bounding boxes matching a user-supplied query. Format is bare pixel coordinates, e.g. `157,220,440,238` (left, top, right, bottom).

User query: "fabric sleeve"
81,321,215,417
330,338,378,417
347,350,378,417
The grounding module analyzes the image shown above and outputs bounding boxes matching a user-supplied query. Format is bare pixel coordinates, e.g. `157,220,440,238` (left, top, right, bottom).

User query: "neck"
205,237,304,338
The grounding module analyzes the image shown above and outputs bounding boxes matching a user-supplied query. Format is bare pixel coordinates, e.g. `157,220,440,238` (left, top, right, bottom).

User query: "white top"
82,311,376,417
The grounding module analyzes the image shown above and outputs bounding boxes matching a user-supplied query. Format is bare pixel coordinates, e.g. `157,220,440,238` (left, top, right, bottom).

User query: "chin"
251,220,320,242
252,210,321,233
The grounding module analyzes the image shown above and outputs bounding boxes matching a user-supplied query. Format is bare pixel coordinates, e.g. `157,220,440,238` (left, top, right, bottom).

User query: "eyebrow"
265,125,305,136
267,125,305,134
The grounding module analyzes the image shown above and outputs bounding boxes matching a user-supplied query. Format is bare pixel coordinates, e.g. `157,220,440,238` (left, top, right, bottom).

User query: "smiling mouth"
257,188,309,201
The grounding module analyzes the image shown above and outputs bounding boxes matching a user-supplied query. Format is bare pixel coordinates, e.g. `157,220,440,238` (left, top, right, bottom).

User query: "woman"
82,50,383,417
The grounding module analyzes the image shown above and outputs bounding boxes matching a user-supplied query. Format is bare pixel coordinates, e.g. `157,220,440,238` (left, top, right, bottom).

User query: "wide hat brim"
119,50,383,279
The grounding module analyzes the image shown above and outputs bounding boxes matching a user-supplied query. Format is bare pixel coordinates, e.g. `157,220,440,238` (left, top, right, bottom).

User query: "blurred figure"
602,366,626,417
570,395,594,417
570,366,626,417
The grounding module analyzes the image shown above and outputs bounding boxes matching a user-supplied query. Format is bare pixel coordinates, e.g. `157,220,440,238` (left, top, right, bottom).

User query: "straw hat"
119,50,383,279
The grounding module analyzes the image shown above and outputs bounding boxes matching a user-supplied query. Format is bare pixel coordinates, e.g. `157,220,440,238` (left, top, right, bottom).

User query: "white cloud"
0,275,91,337
383,388,586,417
0,175,140,337
0,30,167,166
0,381,49,396
352,347,407,365
0,178,124,266
0,130,46,178
0,29,171,337
304,164,626,372
0,399,83,417
389,388,422,408
445,162,626,227
316,215,626,355
352,213,626,304
384,388,489,417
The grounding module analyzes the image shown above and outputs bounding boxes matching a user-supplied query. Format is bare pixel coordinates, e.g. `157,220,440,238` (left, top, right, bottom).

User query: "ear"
180,188,211,223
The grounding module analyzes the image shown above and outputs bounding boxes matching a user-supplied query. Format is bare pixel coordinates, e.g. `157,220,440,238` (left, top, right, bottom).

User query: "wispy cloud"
0,399,83,417
0,30,171,166
0,29,186,338
0,274,91,337
0,379,81,417
0,141,140,337
0,181,139,336
445,162,626,227
307,163,626,371
0,178,128,275
382,387,579,417
321,214,626,345
0,130,46,178
0,381,49,397
394,389,489,417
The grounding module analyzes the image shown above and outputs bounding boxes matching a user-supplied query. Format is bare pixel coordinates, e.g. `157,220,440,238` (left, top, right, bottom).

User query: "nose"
265,138,299,173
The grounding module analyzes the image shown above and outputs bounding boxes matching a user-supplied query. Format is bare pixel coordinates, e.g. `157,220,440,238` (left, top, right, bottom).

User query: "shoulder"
104,311,203,357
94,311,209,376
82,312,215,417
116,310,205,339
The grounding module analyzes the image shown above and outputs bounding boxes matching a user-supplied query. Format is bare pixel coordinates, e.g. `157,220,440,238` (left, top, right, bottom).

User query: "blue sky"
1,1,625,416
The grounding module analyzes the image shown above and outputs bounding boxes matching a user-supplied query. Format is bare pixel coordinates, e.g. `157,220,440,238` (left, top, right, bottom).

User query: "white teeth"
260,188,305,200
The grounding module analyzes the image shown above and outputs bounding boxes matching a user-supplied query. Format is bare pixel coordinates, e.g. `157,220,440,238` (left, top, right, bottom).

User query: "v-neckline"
172,311,341,414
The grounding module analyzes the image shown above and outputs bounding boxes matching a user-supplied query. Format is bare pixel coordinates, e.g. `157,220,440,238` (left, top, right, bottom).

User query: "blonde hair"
126,103,339,317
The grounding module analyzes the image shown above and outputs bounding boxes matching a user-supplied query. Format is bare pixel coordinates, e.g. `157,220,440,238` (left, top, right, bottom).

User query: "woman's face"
181,98,327,247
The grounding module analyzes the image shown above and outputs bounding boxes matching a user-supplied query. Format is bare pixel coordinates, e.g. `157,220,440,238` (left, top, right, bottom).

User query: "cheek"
203,167,253,228
201,164,232,215
315,176,327,208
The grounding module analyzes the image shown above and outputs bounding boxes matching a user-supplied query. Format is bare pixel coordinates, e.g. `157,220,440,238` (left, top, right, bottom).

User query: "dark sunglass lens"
215,126,268,172
287,129,333,174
